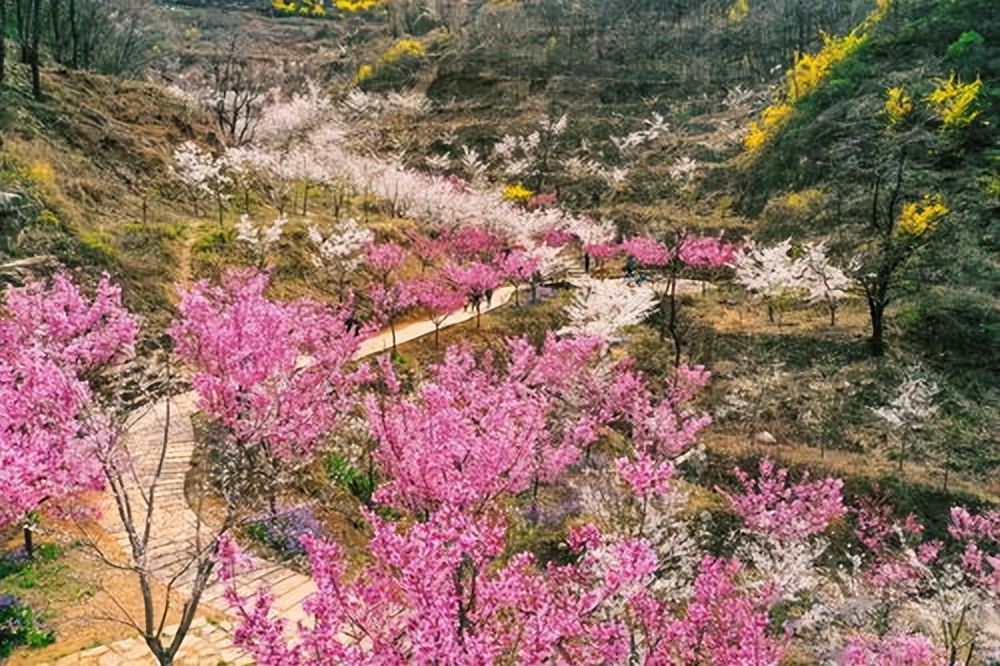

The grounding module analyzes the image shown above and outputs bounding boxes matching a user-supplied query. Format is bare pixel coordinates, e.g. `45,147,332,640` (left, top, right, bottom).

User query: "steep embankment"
736,0,999,378
0,70,216,321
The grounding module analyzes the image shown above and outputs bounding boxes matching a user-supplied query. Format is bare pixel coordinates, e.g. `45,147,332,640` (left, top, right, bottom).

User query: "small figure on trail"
624,255,637,279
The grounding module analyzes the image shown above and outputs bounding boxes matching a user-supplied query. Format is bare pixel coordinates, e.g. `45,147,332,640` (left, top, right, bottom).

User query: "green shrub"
0,595,55,658
326,453,376,505
192,228,234,254
902,287,1000,381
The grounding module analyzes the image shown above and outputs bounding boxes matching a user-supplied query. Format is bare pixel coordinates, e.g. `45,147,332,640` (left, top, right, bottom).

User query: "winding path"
44,286,520,666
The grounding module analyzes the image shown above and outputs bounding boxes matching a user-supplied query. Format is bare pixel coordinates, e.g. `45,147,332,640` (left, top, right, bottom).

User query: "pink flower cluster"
1,273,138,530
170,269,368,460
722,458,846,542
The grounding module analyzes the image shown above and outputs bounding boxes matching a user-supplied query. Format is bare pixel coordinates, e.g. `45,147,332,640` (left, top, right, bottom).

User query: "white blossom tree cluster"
735,238,851,325
170,82,617,285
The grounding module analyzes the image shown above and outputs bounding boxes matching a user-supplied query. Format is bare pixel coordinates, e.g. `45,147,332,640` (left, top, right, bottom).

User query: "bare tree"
207,37,268,147
73,358,245,666
13,0,42,98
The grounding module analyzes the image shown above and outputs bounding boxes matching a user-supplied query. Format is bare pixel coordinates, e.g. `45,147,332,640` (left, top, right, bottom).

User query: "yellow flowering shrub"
744,104,794,150
883,86,913,126
926,73,982,129
785,188,826,211
27,162,55,188
786,31,865,103
355,64,374,83
896,195,948,237
378,39,426,65
727,0,749,22
744,8,879,151
335,0,382,10
502,183,533,203
272,0,325,14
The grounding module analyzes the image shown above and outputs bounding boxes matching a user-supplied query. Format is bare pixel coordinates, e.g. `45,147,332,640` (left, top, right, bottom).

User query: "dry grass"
705,431,1000,505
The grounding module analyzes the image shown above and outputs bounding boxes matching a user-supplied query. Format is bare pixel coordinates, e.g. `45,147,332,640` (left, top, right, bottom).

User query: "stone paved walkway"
40,287,520,666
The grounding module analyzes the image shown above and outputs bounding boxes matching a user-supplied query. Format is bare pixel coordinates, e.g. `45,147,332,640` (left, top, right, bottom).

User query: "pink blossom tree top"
444,261,503,300
584,241,623,261
500,250,540,286
0,344,105,530
367,280,418,349
366,340,595,512
408,276,466,347
443,261,504,327
448,226,504,261
169,269,368,461
365,241,407,283
542,227,575,248
406,230,450,271
840,634,947,666
949,506,1000,594
629,557,783,666
721,457,847,542
623,236,671,267
596,361,713,497
678,235,737,268
2,272,139,373
219,508,660,666
0,271,135,545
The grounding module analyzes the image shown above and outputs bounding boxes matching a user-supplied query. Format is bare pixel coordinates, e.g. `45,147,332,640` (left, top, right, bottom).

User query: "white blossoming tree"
874,374,940,472
306,218,374,301
171,141,234,225
560,276,658,343
734,238,807,324
799,241,852,326
235,213,287,267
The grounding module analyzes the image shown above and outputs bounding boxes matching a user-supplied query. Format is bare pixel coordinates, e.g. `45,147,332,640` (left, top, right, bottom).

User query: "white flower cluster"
735,239,851,313
235,213,287,261
307,218,374,274
171,141,230,196
560,276,658,342
873,376,940,428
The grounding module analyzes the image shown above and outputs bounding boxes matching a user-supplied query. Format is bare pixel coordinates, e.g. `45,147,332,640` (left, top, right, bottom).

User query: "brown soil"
2,509,224,665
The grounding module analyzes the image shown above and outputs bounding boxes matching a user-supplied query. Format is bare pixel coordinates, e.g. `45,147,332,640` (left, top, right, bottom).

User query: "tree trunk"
30,0,41,100
15,0,28,63
49,0,63,65
868,298,886,356
0,0,6,86
23,526,34,559
69,0,78,68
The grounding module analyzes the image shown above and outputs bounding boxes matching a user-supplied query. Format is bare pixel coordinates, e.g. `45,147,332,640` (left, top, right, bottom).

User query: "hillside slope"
734,0,999,380
0,68,217,320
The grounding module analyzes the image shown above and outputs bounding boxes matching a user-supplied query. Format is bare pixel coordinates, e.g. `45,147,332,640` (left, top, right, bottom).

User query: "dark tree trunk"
0,0,6,86
49,0,63,65
15,0,29,63
69,0,78,68
23,526,34,559
868,297,886,356
30,0,41,99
